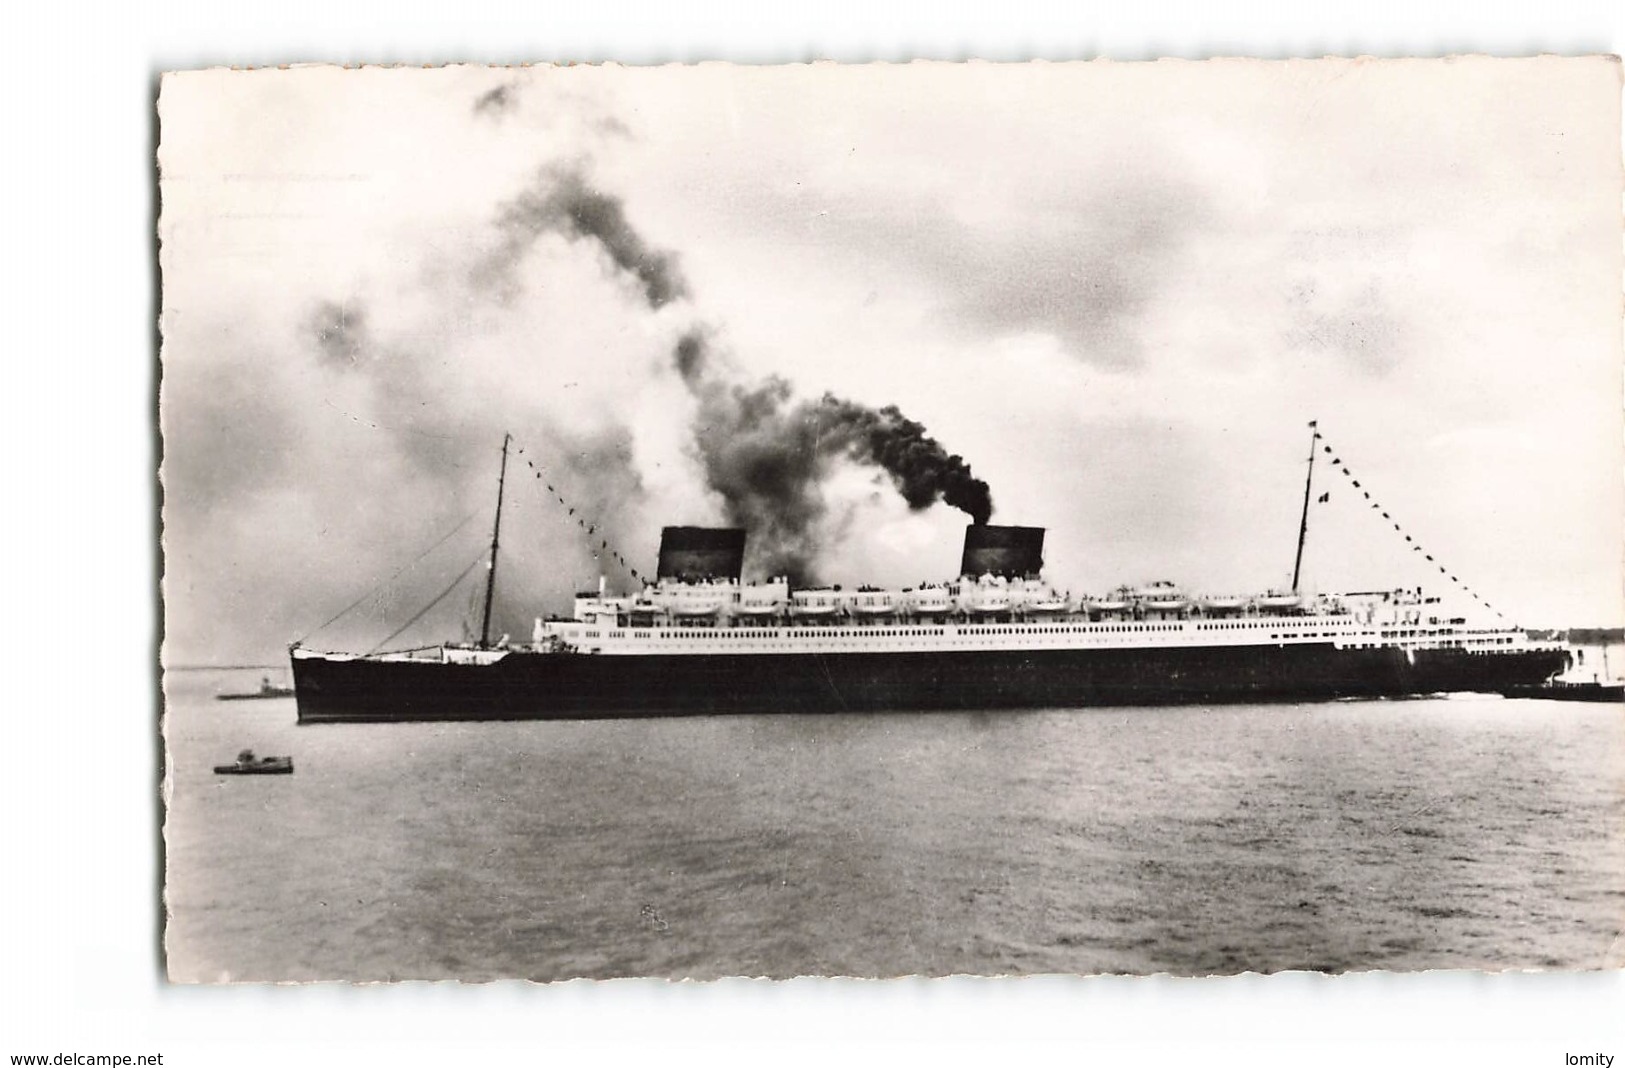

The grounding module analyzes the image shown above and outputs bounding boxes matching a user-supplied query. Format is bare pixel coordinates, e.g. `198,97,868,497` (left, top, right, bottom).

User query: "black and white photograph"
156,58,1622,984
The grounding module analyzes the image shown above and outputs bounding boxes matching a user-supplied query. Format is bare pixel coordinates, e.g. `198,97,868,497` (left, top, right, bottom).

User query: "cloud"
157,61,1625,663
928,175,1220,370
474,162,1000,583
161,147,1006,655
473,83,516,117
477,163,691,308
1284,277,1407,375
719,162,1221,372
306,299,370,367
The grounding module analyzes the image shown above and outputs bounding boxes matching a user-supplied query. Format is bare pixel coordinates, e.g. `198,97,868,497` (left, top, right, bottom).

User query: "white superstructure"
546,577,1541,658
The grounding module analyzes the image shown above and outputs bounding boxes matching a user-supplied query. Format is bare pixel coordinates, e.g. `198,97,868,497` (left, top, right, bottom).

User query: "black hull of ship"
291,643,1570,723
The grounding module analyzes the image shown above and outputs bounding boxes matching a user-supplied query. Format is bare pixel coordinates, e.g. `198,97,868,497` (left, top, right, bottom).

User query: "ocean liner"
289,428,1570,723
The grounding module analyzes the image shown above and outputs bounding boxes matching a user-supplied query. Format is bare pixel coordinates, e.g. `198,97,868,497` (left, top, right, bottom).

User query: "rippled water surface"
164,668,1624,981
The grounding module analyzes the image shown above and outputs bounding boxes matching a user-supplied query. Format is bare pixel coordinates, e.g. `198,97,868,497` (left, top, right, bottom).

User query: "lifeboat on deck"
735,602,784,617
790,590,841,619
908,587,953,617
850,602,899,617
669,603,722,618
1135,581,1188,613
848,587,900,617
961,594,1011,616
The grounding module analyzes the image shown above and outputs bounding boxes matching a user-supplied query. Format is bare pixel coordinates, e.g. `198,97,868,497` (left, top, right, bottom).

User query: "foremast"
479,433,511,649
1291,419,1318,594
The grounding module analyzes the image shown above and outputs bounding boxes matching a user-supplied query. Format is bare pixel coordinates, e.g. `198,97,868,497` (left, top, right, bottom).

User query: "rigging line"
509,439,645,583
295,508,483,644
1315,428,1507,621
367,548,492,656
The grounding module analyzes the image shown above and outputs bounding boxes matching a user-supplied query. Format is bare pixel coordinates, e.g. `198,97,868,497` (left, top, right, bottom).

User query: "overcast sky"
159,58,1622,663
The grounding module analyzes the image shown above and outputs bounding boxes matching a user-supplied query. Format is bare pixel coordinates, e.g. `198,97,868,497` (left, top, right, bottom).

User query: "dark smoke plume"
674,329,709,379
815,396,993,523
482,164,689,308
476,167,994,583
678,329,993,582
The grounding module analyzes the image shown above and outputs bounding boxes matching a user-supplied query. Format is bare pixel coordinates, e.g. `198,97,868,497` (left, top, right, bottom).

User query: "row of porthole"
586,627,1511,646
599,627,1379,641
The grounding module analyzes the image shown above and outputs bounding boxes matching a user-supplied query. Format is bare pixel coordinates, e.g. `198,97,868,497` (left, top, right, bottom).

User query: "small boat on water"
216,676,295,701
213,749,294,775
1498,681,1624,703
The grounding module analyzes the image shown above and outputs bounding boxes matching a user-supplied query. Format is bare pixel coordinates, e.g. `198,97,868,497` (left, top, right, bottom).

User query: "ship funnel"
656,526,747,581
960,524,1045,579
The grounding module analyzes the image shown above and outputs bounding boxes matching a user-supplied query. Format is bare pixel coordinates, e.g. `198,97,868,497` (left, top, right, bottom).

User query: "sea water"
163,667,1624,981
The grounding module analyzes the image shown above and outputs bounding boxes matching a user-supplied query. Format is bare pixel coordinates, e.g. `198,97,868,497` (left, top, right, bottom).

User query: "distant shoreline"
1531,628,1625,645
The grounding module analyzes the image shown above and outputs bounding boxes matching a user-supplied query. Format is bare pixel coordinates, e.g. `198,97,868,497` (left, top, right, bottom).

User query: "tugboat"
213,749,294,775
216,676,296,701
1497,680,1625,703
1500,642,1624,702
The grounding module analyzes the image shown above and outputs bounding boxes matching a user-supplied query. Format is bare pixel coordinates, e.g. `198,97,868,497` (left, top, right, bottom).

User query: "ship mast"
1290,420,1318,594
479,433,511,649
